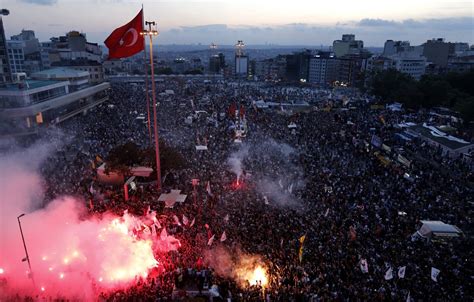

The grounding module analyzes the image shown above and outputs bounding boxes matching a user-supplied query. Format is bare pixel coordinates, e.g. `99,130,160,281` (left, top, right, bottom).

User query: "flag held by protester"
298,235,306,263
360,259,369,273
384,267,393,280
398,266,406,279
220,231,227,242
431,267,440,282
208,234,215,246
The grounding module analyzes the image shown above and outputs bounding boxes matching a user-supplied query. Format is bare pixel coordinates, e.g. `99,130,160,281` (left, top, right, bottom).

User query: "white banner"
398,266,406,279
360,259,369,273
431,267,440,282
384,267,393,280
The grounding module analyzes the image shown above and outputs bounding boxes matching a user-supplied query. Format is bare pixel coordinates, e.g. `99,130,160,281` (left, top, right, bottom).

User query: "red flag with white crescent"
104,9,144,59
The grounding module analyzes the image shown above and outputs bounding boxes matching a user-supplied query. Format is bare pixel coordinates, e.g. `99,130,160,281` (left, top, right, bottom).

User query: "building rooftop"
31,67,89,79
0,80,63,92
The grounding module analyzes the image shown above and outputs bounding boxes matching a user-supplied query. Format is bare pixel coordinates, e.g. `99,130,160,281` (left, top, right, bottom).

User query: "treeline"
366,69,474,123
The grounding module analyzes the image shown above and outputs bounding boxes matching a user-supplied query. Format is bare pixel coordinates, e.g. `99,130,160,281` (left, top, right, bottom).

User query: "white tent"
415,220,462,240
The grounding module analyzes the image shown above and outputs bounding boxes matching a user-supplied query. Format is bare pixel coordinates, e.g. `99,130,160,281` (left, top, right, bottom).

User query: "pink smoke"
0,143,179,300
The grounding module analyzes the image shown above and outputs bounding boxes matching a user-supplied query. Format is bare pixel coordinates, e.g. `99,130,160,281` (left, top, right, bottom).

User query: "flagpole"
141,21,162,192
141,5,152,143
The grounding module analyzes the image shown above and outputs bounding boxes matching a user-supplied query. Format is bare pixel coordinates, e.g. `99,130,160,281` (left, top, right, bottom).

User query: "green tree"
142,140,187,175
105,142,143,175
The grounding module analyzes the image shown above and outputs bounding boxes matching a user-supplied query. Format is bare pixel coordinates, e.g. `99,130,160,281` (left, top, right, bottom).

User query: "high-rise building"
234,40,248,78
422,38,454,68
209,53,225,74
308,51,337,85
333,34,364,57
0,16,12,84
285,50,312,82
7,40,25,73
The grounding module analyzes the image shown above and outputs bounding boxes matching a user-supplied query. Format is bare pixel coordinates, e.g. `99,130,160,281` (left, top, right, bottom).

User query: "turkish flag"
105,9,144,59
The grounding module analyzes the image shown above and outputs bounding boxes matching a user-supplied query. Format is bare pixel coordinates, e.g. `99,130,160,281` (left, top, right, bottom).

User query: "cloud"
156,17,473,46
358,18,397,27
20,0,57,5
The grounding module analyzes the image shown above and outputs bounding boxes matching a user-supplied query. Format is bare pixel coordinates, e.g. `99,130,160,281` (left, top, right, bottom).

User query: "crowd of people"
5,78,473,301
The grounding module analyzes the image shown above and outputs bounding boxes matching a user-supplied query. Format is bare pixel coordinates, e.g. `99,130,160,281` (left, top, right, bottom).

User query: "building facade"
308,51,337,85
0,18,11,84
7,40,25,73
0,69,110,136
333,34,364,57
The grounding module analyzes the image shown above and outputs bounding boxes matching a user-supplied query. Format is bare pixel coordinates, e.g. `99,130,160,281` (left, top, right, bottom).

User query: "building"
7,40,25,73
254,55,286,81
383,40,424,57
31,67,90,91
285,50,312,82
47,31,102,63
235,55,249,77
333,34,364,57
234,40,248,78
10,29,39,55
103,59,132,75
447,55,474,73
422,38,454,69
209,53,225,74
0,68,110,137
0,17,12,84
335,54,367,86
391,54,427,80
52,59,105,84
172,57,190,74
367,53,426,80
308,51,337,85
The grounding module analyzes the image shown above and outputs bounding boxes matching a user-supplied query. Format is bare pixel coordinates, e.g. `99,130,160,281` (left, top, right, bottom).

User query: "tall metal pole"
141,5,152,143
17,214,36,287
142,21,161,191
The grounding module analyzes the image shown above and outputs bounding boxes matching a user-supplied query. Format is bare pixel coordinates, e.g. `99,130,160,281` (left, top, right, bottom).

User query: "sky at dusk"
1,0,473,46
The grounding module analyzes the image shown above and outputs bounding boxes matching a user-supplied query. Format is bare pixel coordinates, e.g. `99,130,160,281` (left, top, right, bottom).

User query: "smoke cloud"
226,138,305,207
0,140,177,299
203,246,268,287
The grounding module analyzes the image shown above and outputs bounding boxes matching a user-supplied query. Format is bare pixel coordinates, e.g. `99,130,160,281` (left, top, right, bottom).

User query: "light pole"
141,21,162,192
17,214,36,287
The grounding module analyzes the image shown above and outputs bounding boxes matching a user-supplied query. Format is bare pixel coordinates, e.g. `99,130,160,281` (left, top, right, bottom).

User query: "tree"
105,142,143,175
454,96,474,124
142,140,187,175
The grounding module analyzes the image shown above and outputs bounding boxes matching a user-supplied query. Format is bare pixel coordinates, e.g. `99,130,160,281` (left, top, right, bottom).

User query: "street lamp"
140,21,162,192
17,213,36,287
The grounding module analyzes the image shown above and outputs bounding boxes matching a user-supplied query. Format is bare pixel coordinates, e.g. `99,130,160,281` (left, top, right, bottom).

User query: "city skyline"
1,0,473,46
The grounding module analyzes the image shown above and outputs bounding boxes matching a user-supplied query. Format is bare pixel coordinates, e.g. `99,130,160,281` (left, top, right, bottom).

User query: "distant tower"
234,40,248,77
210,42,217,52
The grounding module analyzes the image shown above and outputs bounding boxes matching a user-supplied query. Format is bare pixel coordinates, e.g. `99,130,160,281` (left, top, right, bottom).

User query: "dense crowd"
6,78,473,301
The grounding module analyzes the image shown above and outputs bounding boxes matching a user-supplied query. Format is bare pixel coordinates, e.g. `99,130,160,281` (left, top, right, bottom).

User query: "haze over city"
2,0,473,45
